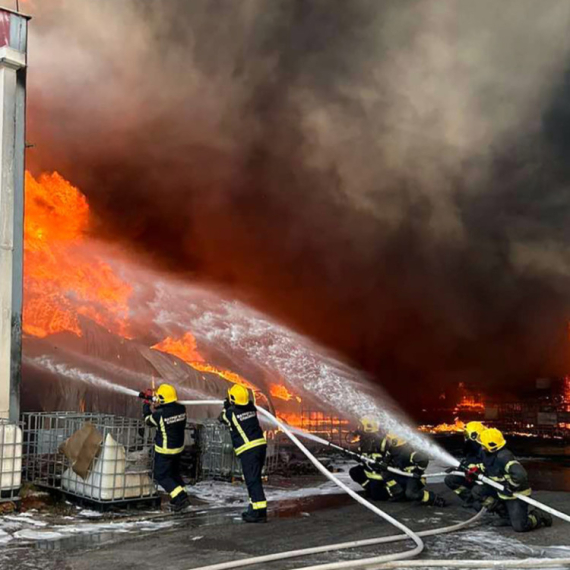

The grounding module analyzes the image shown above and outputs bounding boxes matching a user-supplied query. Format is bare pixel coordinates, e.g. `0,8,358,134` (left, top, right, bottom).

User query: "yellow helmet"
360,417,380,433
464,421,486,442
156,383,178,405
479,428,506,452
228,384,250,406
387,433,407,447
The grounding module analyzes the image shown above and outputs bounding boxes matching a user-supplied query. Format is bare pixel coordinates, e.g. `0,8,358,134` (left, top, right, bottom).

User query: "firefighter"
220,384,268,523
444,421,486,506
381,433,447,507
143,384,189,511
348,417,390,501
471,428,552,532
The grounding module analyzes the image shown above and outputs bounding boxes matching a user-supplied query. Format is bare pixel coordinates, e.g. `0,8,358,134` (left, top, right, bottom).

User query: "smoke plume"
27,0,570,412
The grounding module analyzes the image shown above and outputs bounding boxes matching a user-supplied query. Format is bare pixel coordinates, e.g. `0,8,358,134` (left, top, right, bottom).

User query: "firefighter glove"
464,466,481,484
139,388,154,405
371,460,388,473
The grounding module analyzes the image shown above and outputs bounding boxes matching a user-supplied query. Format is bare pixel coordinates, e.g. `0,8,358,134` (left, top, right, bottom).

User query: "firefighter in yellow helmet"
143,384,189,511
444,421,486,506
380,433,447,507
348,417,390,501
472,428,552,532
220,384,268,523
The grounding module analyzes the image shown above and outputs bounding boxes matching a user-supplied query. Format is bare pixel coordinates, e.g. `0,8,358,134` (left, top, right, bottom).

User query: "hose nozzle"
139,388,154,402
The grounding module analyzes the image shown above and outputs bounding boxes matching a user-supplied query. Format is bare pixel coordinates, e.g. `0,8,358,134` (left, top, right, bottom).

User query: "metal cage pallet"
0,419,22,503
198,420,280,481
22,412,158,505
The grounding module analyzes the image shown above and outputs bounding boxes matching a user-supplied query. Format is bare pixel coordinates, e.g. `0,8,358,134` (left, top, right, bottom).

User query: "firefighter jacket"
143,401,187,455
219,400,266,456
481,447,531,500
357,431,386,481
388,443,429,476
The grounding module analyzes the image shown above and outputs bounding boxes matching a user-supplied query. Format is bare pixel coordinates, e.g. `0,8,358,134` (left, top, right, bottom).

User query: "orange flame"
276,411,349,429
418,418,465,434
23,172,132,338
270,383,302,403
151,333,205,364
453,395,485,414
152,333,257,391
564,376,570,405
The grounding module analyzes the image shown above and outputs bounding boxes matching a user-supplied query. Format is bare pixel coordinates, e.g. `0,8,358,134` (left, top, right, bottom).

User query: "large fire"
22,171,314,418
23,172,132,338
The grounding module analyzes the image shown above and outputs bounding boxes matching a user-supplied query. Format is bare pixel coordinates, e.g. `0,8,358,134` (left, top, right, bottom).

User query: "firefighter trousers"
385,474,437,505
154,452,186,500
239,445,267,511
349,465,390,501
472,485,541,532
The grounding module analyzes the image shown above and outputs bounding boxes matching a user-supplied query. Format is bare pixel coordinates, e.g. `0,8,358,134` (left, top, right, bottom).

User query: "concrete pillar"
0,9,28,421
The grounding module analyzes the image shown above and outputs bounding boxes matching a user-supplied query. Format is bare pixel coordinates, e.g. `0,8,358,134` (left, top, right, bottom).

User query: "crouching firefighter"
142,384,189,512
382,434,446,507
470,428,552,532
349,417,390,501
220,384,268,523
444,421,486,507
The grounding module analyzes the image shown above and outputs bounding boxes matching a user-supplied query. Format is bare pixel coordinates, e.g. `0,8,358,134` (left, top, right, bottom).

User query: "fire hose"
178,399,425,567
157,397,570,569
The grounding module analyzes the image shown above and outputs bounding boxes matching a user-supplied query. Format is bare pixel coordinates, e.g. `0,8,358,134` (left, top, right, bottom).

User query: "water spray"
125,393,570,569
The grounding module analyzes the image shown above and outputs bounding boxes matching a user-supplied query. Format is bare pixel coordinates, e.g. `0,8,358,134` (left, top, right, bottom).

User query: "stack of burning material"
0,419,23,502
22,412,156,505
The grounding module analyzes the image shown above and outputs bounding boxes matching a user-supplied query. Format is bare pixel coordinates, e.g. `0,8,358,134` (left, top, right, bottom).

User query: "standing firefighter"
220,384,268,523
382,434,447,507
472,428,552,532
349,417,390,501
445,421,486,507
142,384,189,511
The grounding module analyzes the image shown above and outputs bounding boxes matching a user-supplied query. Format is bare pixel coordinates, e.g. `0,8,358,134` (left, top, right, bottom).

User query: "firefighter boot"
242,505,267,523
169,491,190,512
432,495,447,508
534,509,553,529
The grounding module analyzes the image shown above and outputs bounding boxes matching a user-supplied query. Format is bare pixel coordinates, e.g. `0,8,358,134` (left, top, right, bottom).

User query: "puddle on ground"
18,493,356,552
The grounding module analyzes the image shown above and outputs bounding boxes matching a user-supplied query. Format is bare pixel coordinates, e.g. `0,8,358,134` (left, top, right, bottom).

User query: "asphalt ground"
3,484,570,570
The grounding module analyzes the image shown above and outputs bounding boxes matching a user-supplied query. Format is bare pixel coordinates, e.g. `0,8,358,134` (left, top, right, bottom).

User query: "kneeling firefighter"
142,384,189,511
471,428,552,532
382,434,446,507
444,421,486,506
220,384,268,523
348,417,390,501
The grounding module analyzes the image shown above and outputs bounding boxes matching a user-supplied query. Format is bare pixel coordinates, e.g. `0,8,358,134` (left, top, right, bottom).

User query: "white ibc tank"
62,433,154,501
0,422,22,491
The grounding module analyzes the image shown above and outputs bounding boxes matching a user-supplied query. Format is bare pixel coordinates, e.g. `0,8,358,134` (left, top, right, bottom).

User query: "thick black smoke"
27,0,570,413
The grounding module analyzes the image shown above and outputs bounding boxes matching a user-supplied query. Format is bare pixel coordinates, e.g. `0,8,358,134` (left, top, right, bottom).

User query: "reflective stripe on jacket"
144,401,187,455
220,401,266,456
481,447,531,500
